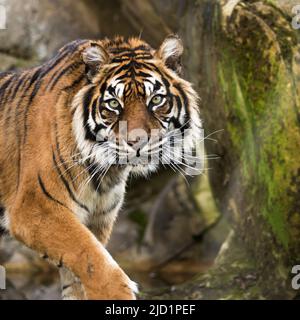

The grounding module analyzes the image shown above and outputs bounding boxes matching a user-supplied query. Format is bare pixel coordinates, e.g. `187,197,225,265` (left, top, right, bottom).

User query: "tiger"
0,35,202,300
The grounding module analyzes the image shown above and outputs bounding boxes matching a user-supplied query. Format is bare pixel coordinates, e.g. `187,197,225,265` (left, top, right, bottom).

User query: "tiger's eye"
151,95,163,105
108,99,120,108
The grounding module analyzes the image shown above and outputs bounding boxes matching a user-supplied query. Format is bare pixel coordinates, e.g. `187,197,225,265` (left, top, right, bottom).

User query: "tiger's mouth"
114,143,162,167
109,135,184,171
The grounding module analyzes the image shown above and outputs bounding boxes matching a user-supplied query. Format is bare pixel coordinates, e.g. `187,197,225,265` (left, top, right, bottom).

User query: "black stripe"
48,62,82,91
170,115,183,130
107,85,116,96
44,39,87,84
147,63,174,84
14,72,34,189
52,149,90,214
54,122,76,188
175,95,183,120
91,99,98,123
62,74,86,93
17,73,32,97
23,68,42,93
87,164,100,191
0,206,4,219
103,197,121,214
61,39,86,55
29,79,43,104
38,174,72,211
88,165,125,194
15,116,22,189
45,51,71,74
2,74,18,105
22,40,84,95
110,62,133,77
0,226,8,237
19,70,44,148
94,123,107,137
0,76,15,105
111,57,131,63
110,48,135,55
153,80,162,92
57,259,63,268
43,41,83,76
1,75,19,128
136,71,152,78
0,71,12,78
134,61,156,69
14,86,30,189
83,87,97,141
22,78,43,145
0,206,7,235
174,83,191,129
13,42,87,186
11,73,27,101
133,45,151,51
22,47,82,146
62,284,72,291
99,80,107,96
174,84,189,109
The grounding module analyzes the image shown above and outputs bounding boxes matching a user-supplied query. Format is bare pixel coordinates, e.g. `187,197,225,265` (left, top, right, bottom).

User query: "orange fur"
0,36,201,299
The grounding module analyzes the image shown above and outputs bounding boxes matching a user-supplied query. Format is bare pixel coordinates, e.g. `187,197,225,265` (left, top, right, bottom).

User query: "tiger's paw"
85,266,138,300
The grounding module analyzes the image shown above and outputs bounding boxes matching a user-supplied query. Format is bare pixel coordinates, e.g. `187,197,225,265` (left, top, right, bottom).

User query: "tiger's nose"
127,139,139,147
126,137,148,151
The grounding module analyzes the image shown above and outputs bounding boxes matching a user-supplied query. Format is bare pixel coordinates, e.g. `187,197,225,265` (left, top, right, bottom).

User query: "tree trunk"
120,0,300,299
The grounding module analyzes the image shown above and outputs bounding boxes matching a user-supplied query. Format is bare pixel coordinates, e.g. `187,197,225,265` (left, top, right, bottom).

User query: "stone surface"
0,0,100,61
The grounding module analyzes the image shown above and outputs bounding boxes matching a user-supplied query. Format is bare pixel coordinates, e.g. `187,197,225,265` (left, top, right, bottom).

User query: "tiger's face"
73,36,202,177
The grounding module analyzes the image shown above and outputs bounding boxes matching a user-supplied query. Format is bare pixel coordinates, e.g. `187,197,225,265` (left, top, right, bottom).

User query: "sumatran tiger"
0,35,202,299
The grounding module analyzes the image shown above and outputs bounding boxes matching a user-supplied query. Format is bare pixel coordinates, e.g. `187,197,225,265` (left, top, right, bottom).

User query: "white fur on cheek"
72,87,109,167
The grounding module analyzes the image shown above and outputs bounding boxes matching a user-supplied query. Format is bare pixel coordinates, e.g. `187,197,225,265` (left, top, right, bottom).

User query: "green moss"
145,233,269,300
192,174,220,225
128,209,148,242
216,22,300,249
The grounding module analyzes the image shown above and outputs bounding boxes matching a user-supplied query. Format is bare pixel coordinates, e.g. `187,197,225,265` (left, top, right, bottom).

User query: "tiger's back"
0,40,89,211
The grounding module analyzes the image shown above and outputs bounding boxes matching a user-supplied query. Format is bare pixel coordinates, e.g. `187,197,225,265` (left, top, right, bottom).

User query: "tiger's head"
72,36,202,177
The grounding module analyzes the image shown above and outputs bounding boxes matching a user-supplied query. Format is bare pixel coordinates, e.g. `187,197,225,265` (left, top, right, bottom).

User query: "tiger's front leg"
10,196,137,300
59,214,119,300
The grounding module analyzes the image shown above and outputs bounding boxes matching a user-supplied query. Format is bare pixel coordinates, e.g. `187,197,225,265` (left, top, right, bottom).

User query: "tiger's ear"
157,35,183,75
82,43,109,79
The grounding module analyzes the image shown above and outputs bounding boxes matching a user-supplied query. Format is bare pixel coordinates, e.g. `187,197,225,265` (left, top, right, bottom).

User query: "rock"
0,0,100,60
0,53,34,72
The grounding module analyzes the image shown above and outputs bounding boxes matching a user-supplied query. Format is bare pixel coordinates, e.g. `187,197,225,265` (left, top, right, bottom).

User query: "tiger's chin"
128,163,159,177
